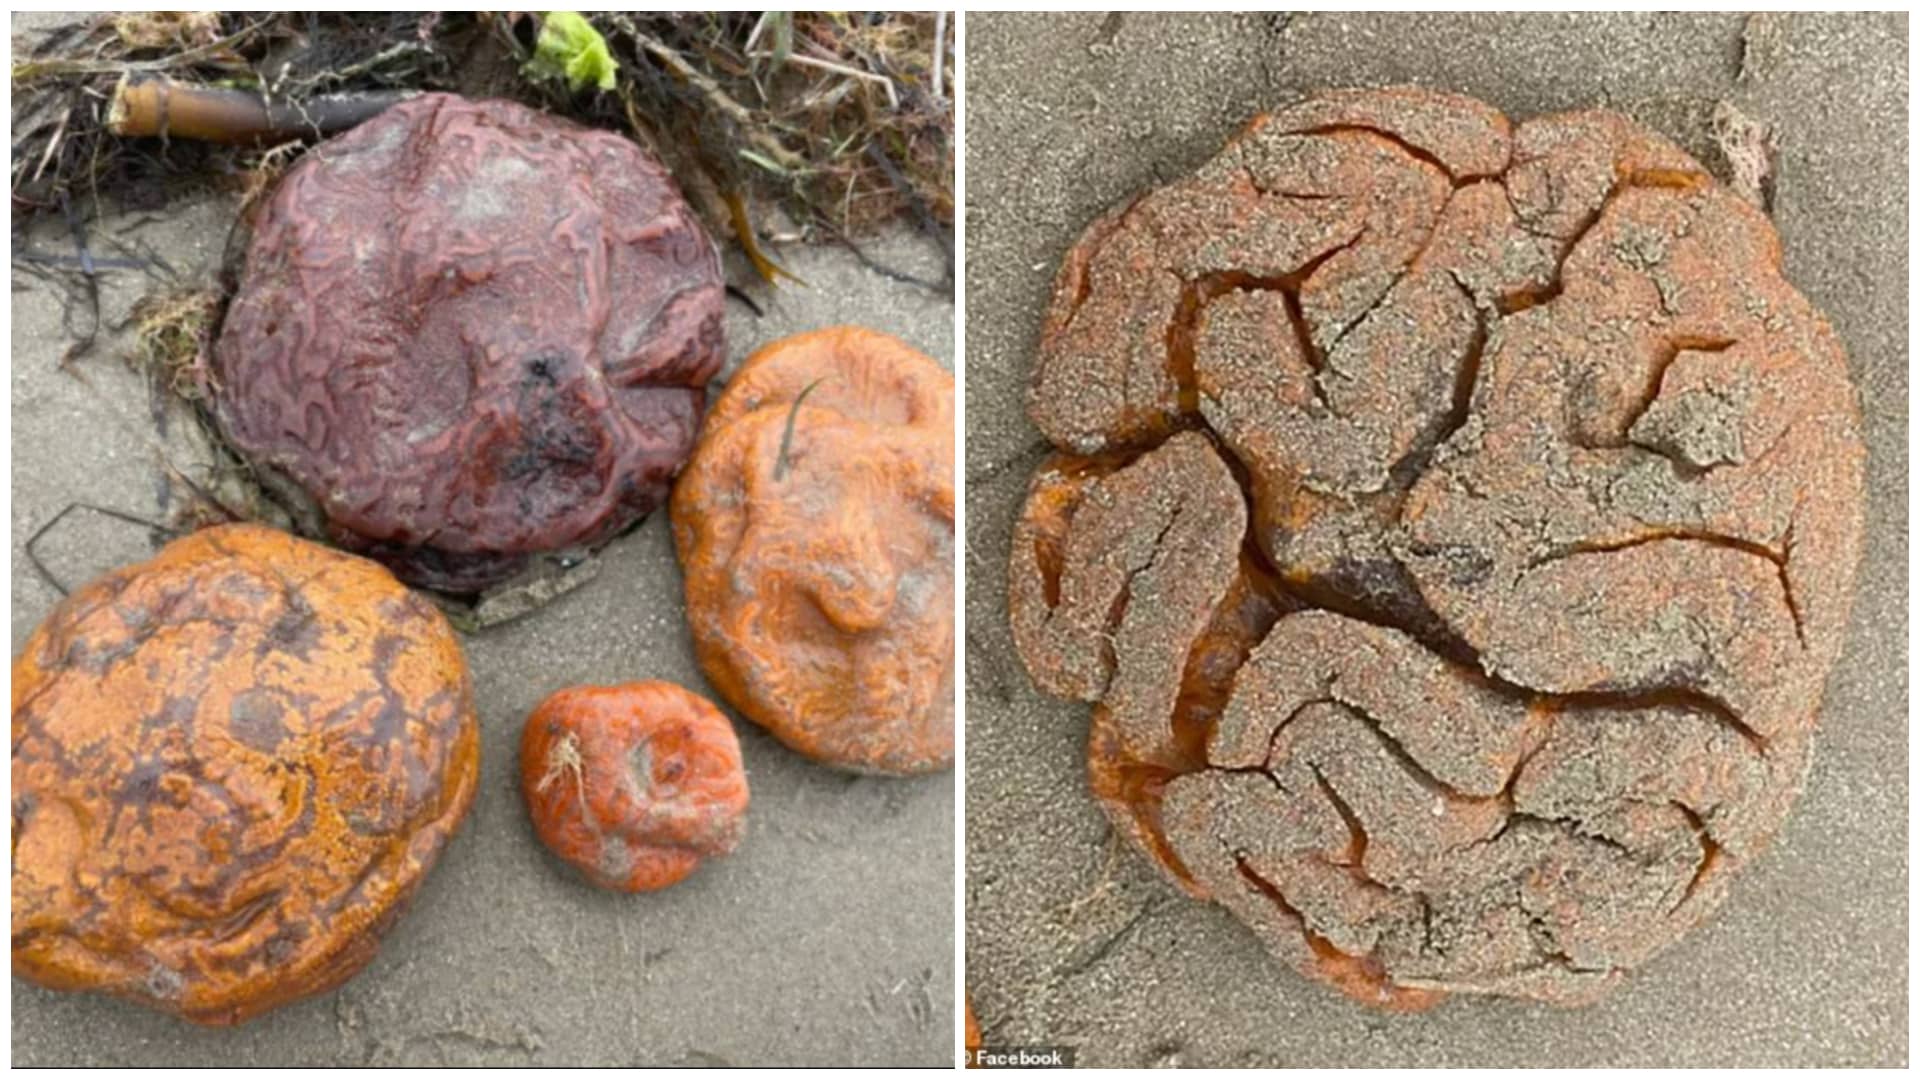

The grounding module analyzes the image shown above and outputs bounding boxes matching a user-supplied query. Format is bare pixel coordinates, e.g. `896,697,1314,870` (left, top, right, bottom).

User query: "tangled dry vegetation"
13,12,954,271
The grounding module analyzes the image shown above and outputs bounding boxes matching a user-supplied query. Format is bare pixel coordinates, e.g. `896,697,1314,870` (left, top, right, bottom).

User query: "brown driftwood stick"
109,76,413,144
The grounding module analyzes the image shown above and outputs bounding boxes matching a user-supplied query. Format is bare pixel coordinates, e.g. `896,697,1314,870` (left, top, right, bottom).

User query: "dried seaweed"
13,12,954,262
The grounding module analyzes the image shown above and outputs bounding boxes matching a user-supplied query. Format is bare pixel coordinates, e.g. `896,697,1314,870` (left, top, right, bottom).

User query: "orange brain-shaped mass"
12,524,479,1025
1012,88,1864,1008
673,327,955,775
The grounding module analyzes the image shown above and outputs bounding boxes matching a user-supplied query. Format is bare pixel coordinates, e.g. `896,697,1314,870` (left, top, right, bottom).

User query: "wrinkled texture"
1011,88,1864,1008
213,93,725,592
673,327,956,775
519,682,748,892
12,524,480,1025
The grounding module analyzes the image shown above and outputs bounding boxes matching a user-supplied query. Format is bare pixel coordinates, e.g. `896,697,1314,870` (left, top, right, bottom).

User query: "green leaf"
526,11,618,93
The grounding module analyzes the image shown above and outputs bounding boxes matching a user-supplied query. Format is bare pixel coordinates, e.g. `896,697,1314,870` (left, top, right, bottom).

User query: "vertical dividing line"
949,7,969,1069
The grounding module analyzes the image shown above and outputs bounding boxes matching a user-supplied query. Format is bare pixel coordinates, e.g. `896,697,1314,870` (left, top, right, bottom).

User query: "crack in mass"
1522,528,1807,652
1166,235,1366,413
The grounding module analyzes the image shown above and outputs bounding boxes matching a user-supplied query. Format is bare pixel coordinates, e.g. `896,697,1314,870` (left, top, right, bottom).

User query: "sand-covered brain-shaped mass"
1010,88,1864,1008
213,93,725,593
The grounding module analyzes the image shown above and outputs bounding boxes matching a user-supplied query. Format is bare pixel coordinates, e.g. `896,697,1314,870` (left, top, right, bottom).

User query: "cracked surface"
672,327,955,775
518,682,748,893
213,94,725,593
12,524,480,1025
1010,88,1864,1008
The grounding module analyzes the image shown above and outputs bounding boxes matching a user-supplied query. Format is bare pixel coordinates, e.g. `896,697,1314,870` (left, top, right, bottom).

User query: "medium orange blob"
519,682,749,892
11,523,479,1025
672,326,955,775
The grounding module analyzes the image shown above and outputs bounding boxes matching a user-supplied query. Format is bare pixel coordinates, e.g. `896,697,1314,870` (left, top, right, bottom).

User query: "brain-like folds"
213,94,725,592
1010,88,1864,1007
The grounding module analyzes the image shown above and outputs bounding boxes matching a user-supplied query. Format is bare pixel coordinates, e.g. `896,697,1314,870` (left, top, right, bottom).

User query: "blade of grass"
774,377,828,481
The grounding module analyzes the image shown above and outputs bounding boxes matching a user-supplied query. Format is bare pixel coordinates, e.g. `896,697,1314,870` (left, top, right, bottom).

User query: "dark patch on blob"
1402,540,1494,588
142,695,200,738
259,598,322,660
229,690,291,753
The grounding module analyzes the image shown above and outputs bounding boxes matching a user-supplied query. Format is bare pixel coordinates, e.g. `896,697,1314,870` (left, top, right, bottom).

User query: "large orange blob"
12,524,479,1025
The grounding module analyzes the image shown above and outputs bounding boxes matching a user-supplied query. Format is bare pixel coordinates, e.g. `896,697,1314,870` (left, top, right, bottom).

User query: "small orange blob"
12,523,479,1025
672,326,955,775
519,682,749,892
